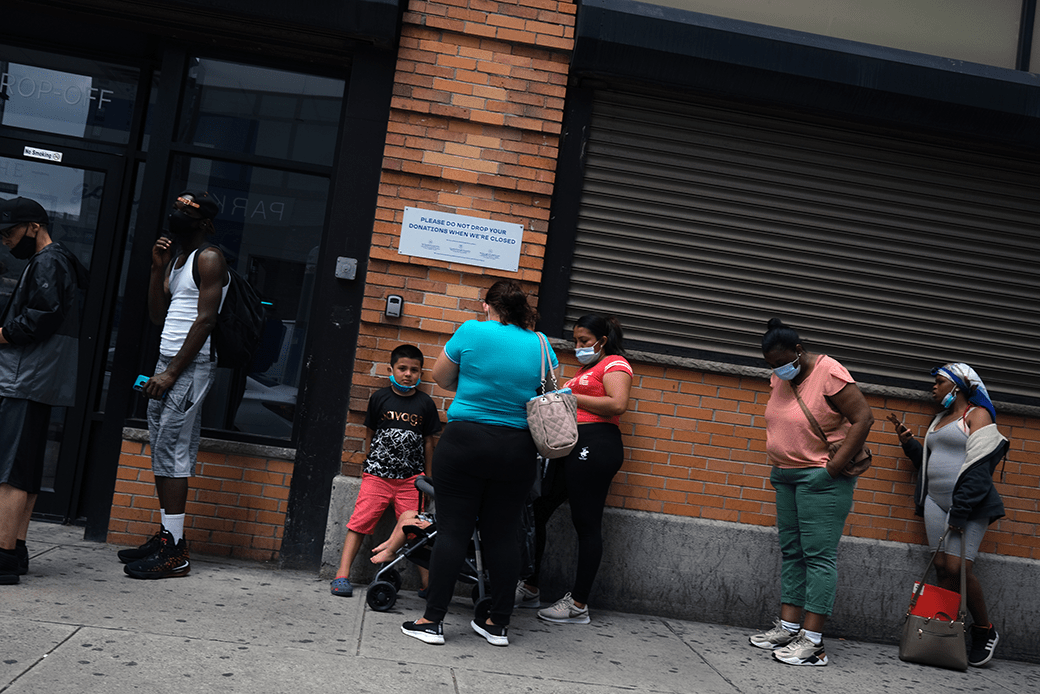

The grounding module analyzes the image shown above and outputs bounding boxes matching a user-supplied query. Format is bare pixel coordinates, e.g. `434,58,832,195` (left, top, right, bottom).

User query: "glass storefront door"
0,143,126,520
121,57,344,443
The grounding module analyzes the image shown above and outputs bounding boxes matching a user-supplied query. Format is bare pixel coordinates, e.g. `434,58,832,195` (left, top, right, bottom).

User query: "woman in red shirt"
515,314,633,625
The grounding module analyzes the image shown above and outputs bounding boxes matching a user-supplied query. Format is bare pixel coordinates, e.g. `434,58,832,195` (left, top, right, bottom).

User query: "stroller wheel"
382,568,402,591
367,581,398,612
474,596,492,624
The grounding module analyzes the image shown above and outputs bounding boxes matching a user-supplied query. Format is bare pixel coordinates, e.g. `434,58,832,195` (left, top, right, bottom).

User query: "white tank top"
159,249,229,358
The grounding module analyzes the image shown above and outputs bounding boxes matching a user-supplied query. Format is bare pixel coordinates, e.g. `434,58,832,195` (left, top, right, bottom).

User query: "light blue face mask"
575,345,601,365
772,354,802,381
940,388,957,409
390,373,420,392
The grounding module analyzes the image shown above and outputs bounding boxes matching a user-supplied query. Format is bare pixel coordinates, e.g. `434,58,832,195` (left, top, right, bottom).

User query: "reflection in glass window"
0,45,138,144
178,58,345,166
160,156,327,442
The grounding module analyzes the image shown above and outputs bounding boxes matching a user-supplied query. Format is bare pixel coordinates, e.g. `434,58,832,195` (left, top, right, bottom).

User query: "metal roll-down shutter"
565,89,1040,401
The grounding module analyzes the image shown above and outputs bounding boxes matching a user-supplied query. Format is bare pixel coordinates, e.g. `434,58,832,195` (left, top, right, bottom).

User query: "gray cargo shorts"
147,355,216,478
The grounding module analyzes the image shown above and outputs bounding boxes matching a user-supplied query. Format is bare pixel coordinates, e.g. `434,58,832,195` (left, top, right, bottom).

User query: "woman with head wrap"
887,363,1009,667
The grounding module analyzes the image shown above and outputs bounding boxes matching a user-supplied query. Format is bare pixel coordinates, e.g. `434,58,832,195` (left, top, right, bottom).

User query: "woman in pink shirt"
749,318,874,667
515,314,633,625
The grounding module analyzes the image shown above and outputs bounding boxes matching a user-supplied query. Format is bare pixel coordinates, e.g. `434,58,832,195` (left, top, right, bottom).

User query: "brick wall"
108,437,294,561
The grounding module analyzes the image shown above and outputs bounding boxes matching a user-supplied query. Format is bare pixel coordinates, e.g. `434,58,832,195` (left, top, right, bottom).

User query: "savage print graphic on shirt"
363,387,441,479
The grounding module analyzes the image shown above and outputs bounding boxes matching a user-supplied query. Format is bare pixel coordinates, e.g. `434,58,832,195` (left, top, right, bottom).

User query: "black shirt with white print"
363,386,441,479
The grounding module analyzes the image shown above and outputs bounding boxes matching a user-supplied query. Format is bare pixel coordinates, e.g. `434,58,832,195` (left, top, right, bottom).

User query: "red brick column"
345,0,577,469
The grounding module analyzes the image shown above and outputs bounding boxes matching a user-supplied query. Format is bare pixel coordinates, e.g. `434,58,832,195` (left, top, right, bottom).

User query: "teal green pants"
770,466,856,616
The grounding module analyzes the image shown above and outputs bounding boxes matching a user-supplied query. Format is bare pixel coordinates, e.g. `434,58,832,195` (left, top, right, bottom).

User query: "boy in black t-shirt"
331,344,441,597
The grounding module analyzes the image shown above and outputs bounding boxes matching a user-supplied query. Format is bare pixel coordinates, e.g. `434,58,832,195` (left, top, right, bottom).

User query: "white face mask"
940,388,957,409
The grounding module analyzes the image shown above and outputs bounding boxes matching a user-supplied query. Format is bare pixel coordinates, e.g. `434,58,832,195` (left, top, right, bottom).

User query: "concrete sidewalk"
2,522,1037,694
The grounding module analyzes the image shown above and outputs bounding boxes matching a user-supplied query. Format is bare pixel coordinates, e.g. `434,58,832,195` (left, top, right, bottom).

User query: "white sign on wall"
399,207,523,272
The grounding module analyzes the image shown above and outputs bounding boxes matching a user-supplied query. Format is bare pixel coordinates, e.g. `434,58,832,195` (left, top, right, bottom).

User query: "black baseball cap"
0,197,49,234
176,191,219,219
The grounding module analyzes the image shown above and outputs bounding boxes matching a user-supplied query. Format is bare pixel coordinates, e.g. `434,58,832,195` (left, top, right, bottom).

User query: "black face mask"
167,210,199,237
10,228,38,260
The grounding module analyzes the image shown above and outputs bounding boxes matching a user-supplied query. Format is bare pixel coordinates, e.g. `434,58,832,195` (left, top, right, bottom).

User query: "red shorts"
346,473,421,535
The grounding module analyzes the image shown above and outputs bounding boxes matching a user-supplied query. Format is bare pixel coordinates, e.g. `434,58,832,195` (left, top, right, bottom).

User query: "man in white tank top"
120,191,228,580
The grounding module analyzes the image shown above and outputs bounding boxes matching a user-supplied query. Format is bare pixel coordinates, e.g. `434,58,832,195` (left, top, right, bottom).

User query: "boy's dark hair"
390,344,424,367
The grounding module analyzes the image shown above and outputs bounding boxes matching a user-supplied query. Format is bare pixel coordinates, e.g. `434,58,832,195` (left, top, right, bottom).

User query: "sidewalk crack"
662,618,742,693
1,625,82,693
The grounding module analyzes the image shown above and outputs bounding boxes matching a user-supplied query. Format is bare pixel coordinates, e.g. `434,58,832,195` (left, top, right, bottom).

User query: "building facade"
3,0,1038,659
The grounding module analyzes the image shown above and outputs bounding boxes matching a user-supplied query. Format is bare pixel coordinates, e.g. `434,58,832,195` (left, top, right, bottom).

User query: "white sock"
803,629,823,645
165,514,185,543
781,620,801,634
159,509,168,531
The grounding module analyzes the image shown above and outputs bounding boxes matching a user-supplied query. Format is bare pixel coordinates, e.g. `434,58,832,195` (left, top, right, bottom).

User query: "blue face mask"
575,345,601,365
772,355,802,381
390,373,420,392
940,388,957,409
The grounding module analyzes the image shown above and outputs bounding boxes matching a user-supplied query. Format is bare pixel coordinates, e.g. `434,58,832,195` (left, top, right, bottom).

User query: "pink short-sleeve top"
765,354,855,468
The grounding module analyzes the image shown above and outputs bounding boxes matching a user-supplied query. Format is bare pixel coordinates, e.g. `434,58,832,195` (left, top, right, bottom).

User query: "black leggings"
530,423,624,604
423,421,536,626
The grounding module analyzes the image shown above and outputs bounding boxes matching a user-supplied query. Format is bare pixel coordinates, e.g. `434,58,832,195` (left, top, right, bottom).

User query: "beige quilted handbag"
526,333,578,459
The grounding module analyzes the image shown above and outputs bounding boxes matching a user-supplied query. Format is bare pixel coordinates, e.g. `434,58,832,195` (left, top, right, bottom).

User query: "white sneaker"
749,619,798,650
514,581,540,608
772,630,828,666
537,592,591,624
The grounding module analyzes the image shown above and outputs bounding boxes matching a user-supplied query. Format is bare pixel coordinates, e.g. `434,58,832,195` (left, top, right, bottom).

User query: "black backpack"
192,244,265,369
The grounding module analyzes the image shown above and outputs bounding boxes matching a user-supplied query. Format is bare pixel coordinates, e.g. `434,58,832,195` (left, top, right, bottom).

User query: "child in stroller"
366,475,492,624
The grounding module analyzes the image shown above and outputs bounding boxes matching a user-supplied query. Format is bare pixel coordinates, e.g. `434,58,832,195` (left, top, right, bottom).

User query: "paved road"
2,522,1036,693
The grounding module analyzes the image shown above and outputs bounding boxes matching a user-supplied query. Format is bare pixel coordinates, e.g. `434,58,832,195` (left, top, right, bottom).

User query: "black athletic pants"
423,421,536,626
529,423,624,604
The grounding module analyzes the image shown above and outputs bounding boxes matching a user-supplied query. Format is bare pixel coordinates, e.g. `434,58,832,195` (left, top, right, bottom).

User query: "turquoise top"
443,319,558,429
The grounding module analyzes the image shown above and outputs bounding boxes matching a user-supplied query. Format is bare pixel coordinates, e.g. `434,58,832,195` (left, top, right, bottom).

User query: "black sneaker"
968,624,999,667
401,620,444,645
117,529,164,564
471,619,508,646
0,551,19,585
124,529,190,579
16,541,28,575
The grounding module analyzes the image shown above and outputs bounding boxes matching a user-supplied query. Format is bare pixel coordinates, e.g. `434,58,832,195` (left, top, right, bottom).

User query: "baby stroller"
366,475,492,623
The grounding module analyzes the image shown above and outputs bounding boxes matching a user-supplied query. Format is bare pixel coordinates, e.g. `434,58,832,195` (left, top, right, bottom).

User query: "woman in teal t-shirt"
401,279,557,648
